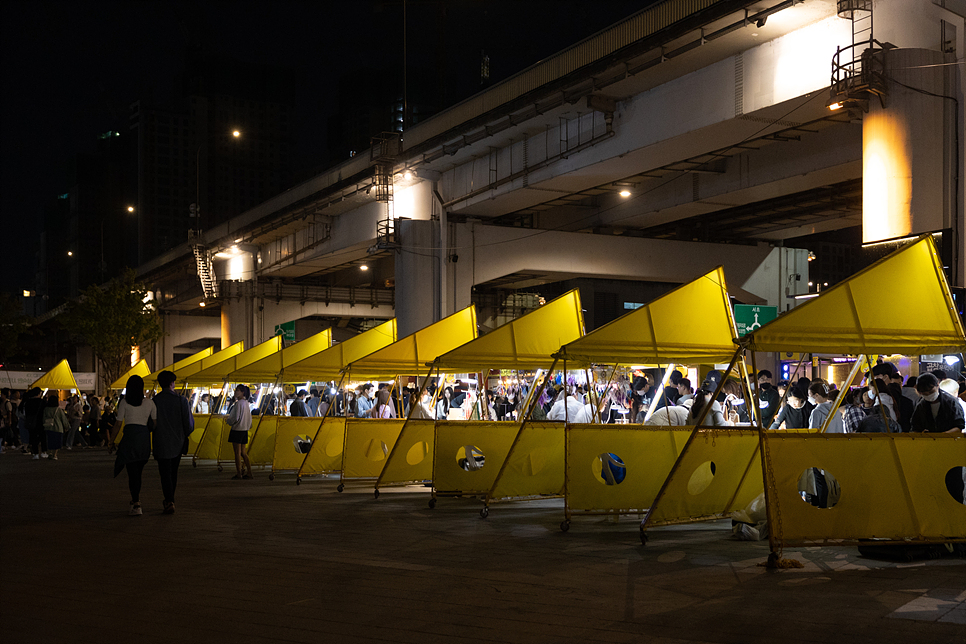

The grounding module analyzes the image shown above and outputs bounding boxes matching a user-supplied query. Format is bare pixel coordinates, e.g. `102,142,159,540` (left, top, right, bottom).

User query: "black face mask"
759,382,772,391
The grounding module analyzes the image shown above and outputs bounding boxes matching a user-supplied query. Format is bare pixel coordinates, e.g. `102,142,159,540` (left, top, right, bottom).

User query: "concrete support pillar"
221,296,253,350
395,218,442,337
863,48,948,244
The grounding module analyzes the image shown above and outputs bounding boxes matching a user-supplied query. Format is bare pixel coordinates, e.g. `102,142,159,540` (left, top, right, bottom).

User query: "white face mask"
807,395,817,405
922,391,940,403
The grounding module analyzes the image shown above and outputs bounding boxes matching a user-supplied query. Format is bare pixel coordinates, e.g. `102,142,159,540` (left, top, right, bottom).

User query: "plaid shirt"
842,405,867,433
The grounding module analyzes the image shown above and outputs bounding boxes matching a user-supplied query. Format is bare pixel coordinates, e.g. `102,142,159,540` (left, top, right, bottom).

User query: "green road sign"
274,321,296,342
734,304,777,337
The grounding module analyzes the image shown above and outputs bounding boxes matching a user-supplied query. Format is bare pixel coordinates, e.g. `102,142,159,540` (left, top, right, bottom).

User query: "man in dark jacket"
22,387,46,458
153,371,194,514
289,390,309,417
756,370,781,428
910,373,965,434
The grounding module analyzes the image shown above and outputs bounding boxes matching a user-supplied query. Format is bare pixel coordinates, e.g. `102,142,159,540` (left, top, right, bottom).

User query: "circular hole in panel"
406,441,429,465
687,460,716,495
324,436,343,457
945,467,966,505
593,452,626,485
797,468,841,509
364,439,389,462
456,445,485,471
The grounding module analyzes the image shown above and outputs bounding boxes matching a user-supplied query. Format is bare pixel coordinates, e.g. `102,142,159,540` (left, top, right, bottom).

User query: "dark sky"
1,0,650,293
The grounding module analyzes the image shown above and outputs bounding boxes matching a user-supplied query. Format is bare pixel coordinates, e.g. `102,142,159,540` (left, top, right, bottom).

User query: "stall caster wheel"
428,498,437,509
192,461,197,468
560,520,570,532
480,507,489,519
639,530,648,545
268,473,275,481
217,465,223,472
296,477,302,486
337,483,345,492
373,489,380,499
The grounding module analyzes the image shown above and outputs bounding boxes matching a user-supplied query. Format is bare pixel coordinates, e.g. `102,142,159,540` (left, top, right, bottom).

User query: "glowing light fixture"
619,190,631,198
232,130,241,138
199,301,206,307
127,205,135,212
827,102,844,111
67,251,73,257
360,265,369,271
403,170,413,180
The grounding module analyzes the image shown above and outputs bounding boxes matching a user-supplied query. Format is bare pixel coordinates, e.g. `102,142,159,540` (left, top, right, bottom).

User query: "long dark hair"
125,375,144,407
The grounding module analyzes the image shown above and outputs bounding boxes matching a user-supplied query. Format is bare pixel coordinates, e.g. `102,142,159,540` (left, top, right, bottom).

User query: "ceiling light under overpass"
619,190,631,197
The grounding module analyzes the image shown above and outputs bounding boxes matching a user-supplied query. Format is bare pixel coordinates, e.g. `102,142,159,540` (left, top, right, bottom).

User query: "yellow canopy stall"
110,359,151,390
558,267,738,367
144,346,214,389
283,319,397,383
186,336,282,387
296,308,478,482
743,236,966,355
228,328,332,383
724,235,966,550
433,290,584,372
174,342,244,385
399,291,585,506
30,359,80,391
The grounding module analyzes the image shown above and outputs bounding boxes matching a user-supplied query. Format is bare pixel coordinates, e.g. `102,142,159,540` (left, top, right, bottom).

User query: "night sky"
1,0,650,293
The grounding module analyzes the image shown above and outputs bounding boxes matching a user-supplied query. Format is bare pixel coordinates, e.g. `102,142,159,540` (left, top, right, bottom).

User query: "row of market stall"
41,236,964,553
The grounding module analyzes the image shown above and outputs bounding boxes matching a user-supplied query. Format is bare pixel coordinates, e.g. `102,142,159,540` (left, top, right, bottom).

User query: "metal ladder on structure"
370,132,399,250
192,244,219,299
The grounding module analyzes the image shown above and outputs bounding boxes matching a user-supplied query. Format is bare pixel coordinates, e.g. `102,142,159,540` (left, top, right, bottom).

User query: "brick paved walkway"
2,448,963,643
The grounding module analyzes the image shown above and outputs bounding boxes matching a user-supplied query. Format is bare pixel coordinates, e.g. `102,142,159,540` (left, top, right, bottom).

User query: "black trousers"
157,457,181,504
29,425,47,455
126,460,147,503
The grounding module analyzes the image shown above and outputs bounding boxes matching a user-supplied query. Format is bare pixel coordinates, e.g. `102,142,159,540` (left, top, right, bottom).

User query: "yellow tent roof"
434,290,585,372
229,328,333,383
186,336,282,384
559,267,738,366
347,307,478,379
176,342,244,385
284,319,397,382
110,359,151,390
144,346,214,387
744,236,966,354
30,359,79,391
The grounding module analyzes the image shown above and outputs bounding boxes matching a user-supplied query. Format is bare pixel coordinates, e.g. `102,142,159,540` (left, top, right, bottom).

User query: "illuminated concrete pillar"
216,245,256,349
862,48,946,243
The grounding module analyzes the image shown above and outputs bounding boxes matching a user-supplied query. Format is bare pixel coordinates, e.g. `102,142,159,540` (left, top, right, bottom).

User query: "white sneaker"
129,503,142,516
40,452,48,459
32,454,40,460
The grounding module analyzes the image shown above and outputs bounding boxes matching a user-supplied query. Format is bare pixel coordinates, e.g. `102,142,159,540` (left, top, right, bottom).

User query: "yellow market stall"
387,290,584,511
189,337,282,469
270,319,397,479
228,328,333,469
298,307,478,488
31,359,80,392
143,346,214,390
109,359,151,391
176,343,244,457
685,235,966,555
551,268,756,532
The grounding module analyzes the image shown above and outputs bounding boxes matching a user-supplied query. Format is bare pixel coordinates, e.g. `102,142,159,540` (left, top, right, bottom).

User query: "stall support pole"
818,357,863,433
485,356,560,509
750,349,782,563
295,371,346,481
247,374,281,467
191,377,229,467
643,364,675,423
639,347,741,542
594,364,619,424
375,362,437,493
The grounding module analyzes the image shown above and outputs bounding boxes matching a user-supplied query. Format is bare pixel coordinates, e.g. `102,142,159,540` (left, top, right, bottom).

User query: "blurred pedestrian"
22,387,47,459
42,392,68,460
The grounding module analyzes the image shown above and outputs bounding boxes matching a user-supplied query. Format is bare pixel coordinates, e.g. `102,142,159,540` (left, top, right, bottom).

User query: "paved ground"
2,447,964,644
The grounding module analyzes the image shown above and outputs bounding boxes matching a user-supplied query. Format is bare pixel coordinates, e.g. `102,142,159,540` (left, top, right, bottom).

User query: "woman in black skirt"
110,375,157,516
224,384,253,479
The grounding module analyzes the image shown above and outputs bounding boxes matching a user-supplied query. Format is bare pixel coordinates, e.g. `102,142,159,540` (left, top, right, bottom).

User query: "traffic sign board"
734,304,777,337
274,321,295,342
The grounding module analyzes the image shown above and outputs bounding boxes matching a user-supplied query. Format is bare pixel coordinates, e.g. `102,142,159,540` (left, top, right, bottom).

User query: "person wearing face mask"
807,382,842,432
911,373,965,434
768,387,809,430
687,388,734,427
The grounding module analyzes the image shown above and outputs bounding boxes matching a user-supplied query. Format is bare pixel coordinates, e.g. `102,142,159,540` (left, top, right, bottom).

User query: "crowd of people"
0,387,117,458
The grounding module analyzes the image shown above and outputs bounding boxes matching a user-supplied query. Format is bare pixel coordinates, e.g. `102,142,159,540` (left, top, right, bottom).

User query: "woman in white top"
110,375,158,516
808,382,843,432
224,384,253,479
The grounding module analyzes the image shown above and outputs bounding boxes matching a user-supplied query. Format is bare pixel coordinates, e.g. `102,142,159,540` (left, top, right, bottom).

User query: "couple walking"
111,371,193,516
